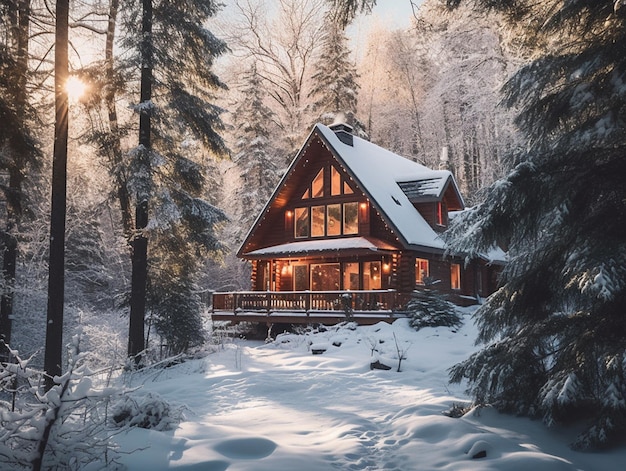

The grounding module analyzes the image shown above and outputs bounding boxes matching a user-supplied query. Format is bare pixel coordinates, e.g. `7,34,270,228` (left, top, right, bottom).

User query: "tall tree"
230,0,325,156
119,0,229,357
0,0,39,356
308,17,364,133
229,63,279,243
126,0,152,361
446,0,626,449
43,0,69,390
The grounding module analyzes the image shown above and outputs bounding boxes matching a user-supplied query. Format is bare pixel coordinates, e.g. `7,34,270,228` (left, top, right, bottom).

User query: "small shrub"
406,279,462,331
110,393,181,431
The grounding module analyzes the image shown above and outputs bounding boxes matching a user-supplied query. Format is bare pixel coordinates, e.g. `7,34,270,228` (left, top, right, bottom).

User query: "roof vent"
329,122,354,146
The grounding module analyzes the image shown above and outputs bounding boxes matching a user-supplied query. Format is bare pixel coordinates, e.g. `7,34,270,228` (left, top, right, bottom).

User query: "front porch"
211,289,413,325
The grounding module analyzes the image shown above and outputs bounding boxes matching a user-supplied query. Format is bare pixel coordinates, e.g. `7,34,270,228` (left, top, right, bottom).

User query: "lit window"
327,204,341,236
343,181,353,194
451,263,461,290
363,261,382,289
437,201,446,226
311,205,325,237
415,258,429,285
331,166,341,196
343,202,358,234
311,263,340,291
302,188,310,199
294,207,309,238
343,262,359,290
293,264,308,290
312,168,324,198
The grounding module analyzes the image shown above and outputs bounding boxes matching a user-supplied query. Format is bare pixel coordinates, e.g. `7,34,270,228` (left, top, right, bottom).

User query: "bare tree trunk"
44,0,69,391
128,0,152,361
104,0,133,236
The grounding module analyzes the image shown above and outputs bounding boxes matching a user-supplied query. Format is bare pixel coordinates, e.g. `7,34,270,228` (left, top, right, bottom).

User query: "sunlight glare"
65,76,87,101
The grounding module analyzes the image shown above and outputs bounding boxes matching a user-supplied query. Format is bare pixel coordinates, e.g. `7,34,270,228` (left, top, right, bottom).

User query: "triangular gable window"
312,168,324,198
298,166,356,202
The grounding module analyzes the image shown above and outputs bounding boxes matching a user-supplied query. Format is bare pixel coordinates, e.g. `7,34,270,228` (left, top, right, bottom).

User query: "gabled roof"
315,124,463,252
238,123,465,257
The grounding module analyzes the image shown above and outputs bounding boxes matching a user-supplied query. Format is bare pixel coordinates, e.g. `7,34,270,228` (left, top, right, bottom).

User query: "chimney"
329,122,354,146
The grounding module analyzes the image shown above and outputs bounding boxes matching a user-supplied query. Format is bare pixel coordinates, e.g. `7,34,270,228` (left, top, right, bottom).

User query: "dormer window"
436,201,447,227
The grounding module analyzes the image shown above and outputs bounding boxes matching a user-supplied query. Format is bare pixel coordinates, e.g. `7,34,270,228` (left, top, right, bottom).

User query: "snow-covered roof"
397,177,451,202
315,124,461,251
245,237,399,258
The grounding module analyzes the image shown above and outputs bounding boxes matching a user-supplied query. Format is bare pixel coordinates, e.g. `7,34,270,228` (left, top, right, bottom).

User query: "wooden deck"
211,290,412,325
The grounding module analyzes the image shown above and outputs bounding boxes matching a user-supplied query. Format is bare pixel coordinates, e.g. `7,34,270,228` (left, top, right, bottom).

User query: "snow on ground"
115,308,625,470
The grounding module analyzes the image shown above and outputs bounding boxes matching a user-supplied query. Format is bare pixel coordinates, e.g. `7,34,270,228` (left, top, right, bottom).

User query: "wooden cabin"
212,123,505,324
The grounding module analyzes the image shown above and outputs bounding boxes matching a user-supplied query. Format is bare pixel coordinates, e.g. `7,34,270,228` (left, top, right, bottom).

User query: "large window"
295,207,309,238
293,264,308,290
311,263,340,291
343,262,359,290
327,204,341,236
343,202,358,234
293,202,360,238
415,258,429,285
363,261,382,290
311,205,325,237
450,263,461,290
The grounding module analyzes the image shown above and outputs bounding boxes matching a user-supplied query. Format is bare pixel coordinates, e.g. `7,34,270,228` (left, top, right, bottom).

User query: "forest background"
0,0,521,362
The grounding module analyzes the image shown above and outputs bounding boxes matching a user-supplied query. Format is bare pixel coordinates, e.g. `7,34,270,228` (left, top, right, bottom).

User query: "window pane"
327,204,341,236
343,262,359,290
415,258,429,284
302,188,310,199
312,168,324,198
293,265,308,290
331,166,341,196
450,263,461,290
311,263,340,291
343,181,353,194
311,205,325,237
295,207,309,238
363,261,381,290
343,202,358,234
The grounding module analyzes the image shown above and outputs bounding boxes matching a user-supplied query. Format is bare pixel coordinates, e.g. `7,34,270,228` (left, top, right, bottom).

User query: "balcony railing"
211,290,412,314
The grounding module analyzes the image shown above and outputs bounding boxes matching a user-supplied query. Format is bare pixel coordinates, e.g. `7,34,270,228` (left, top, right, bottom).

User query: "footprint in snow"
214,437,277,460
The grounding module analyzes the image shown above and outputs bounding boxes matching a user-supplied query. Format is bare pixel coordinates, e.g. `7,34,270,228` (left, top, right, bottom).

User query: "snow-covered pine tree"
230,63,280,243
308,17,365,134
446,0,626,449
0,1,41,357
119,0,228,356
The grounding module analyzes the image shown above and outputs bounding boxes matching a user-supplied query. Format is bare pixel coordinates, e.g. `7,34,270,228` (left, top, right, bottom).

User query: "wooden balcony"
210,290,412,325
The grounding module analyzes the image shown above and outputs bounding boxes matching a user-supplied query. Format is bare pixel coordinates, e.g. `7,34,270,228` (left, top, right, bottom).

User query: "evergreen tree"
308,17,364,134
230,63,279,243
119,0,228,357
0,0,40,356
406,278,462,331
446,0,626,449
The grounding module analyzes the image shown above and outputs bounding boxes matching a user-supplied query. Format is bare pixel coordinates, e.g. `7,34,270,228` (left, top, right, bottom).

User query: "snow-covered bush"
109,392,182,431
406,281,463,331
0,342,127,470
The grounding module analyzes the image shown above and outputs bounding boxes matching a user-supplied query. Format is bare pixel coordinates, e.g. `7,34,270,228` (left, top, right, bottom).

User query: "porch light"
382,263,390,273
286,210,293,218
360,202,367,210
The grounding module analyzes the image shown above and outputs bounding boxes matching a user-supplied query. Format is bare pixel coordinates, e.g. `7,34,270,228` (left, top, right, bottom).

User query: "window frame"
415,258,430,285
